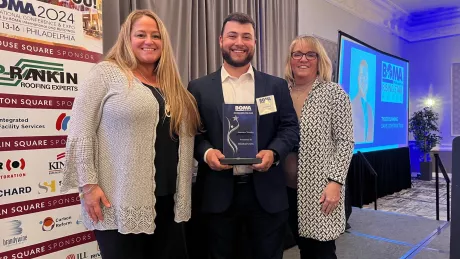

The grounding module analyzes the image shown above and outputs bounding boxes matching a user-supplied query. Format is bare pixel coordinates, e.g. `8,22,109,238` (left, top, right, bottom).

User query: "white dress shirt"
221,64,255,104
204,64,255,175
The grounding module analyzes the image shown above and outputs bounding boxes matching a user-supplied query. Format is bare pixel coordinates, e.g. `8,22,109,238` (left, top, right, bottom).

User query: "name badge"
256,95,277,115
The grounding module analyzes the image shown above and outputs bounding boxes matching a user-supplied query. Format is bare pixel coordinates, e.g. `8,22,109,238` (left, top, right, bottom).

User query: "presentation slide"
337,31,409,153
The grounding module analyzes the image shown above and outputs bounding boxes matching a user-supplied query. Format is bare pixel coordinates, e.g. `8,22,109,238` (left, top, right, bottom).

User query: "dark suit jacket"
188,68,299,214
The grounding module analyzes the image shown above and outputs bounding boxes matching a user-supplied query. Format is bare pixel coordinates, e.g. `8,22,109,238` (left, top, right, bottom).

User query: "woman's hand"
81,184,111,223
319,181,342,215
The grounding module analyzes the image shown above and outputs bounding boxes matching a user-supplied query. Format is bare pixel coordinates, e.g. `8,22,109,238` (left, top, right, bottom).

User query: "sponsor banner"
0,35,102,63
0,93,74,110
0,206,85,252
0,50,95,97
0,136,67,152
0,231,95,259
0,0,103,256
0,109,72,137
0,193,80,220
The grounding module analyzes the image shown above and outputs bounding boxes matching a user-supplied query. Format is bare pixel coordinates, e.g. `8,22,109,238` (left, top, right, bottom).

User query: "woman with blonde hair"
284,35,354,258
61,9,200,258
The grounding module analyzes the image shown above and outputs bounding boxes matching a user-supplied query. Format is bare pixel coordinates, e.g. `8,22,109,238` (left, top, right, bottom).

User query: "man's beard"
222,48,254,67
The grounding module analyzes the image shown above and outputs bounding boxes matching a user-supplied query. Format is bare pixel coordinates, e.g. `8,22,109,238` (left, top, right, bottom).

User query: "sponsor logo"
382,62,403,83
40,216,72,231
2,220,28,247
0,59,78,91
0,186,32,197
49,152,65,175
0,158,27,180
235,105,251,111
381,62,404,104
1,158,26,171
38,180,61,194
0,117,45,130
67,252,89,259
56,113,70,131
40,217,55,231
67,251,100,259
0,0,35,15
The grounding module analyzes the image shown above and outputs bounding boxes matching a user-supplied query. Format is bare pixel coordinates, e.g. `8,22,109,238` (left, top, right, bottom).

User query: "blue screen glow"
337,33,409,153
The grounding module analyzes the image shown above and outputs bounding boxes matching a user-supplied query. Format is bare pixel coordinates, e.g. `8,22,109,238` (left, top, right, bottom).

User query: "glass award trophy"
220,104,262,165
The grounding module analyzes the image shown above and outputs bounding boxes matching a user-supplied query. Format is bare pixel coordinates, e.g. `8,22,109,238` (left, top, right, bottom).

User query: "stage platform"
284,207,450,259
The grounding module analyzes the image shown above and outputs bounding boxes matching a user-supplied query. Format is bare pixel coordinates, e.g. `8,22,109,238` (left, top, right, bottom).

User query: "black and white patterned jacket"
297,78,354,241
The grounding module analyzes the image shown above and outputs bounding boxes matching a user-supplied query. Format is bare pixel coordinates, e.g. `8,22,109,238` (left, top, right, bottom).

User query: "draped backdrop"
102,0,298,83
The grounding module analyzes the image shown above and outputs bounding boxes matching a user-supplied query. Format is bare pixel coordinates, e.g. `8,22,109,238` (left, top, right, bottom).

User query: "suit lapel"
211,69,224,123
254,69,266,126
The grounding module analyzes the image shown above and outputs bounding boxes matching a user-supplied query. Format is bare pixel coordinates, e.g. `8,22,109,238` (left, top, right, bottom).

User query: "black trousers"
287,187,337,259
207,178,288,259
94,195,188,259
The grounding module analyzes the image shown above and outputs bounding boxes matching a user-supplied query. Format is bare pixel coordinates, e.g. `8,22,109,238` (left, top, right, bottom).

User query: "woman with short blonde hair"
284,35,354,259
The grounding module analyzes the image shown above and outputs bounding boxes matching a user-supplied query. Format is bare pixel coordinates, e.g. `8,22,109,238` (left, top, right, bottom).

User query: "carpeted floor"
363,175,451,221
284,208,450,259
284,176,451,258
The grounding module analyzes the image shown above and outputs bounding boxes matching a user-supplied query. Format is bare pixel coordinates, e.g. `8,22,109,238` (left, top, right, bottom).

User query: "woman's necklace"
291,87,309,101
138,70,171,118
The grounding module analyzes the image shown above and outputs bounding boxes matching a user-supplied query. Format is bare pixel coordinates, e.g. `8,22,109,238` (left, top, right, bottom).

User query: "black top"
144,83,179,196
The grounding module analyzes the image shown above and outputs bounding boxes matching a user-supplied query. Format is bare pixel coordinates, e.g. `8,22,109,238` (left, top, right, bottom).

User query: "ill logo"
56,113,70,131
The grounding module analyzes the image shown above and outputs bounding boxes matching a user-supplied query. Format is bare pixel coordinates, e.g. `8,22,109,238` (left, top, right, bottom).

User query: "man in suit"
351,60,375,143
188,12,299,259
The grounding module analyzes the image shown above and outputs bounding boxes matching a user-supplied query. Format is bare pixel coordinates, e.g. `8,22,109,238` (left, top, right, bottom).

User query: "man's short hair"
220,12,256,36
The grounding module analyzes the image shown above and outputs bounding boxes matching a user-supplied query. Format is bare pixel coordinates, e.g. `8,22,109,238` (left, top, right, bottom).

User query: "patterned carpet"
363,175,451,221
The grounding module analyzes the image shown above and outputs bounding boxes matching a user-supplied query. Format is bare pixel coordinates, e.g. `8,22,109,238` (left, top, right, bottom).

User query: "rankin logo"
0,59,78,91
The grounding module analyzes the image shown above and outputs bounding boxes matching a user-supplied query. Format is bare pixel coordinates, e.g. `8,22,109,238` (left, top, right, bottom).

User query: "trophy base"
220,158,262,165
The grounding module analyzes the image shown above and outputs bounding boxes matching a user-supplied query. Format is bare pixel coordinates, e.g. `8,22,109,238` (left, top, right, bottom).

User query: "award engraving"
220,104,262,165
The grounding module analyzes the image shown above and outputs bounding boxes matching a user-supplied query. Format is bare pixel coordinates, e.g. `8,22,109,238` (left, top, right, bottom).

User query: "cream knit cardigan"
61,61,194,234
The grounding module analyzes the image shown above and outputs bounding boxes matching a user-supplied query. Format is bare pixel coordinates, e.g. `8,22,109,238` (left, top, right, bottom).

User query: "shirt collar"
221,64,254,83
